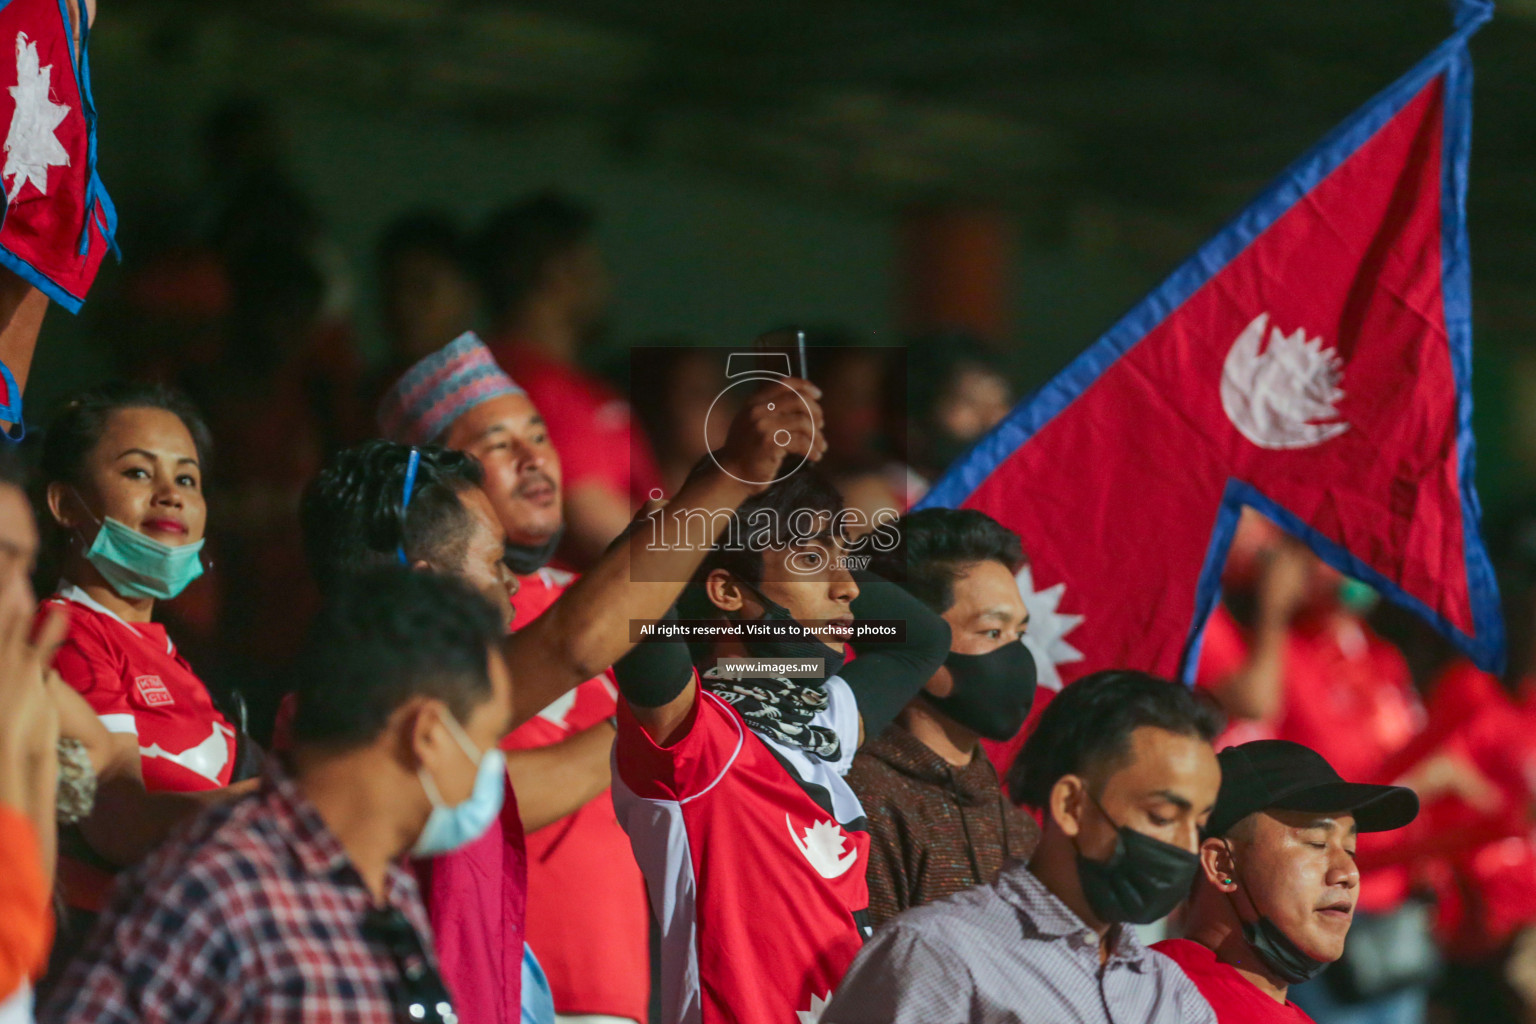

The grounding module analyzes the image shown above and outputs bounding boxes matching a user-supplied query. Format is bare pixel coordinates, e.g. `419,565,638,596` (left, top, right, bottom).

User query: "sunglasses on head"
362,906,458,1024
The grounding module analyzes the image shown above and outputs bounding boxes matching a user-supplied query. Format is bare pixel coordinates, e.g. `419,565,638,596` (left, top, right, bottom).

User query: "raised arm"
502,378,825,729
612,605,698,744
837,571,952,743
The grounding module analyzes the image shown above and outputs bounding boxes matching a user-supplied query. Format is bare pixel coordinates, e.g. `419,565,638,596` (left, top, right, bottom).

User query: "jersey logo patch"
787,814,858,879
134,675,175,707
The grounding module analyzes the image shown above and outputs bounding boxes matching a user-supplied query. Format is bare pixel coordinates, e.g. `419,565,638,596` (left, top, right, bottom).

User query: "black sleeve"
838,571,951,741
612,605,697,709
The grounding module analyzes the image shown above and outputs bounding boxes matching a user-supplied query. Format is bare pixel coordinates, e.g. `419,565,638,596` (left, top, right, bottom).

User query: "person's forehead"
1109,726,1219,792
951,561,1026,615
99,407,198,460
445,393,542,448
1259,807,1359,837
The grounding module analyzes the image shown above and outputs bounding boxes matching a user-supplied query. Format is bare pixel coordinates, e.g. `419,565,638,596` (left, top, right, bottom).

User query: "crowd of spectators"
1,100,1534,1024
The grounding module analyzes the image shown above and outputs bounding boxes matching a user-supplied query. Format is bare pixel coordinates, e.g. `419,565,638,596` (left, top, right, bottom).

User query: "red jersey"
500,567,649,1021
614,674,870,1024
490,344,662,508
1153,939,1314,1023
47,586,235,791
45,585,236,910
1388,661,1536,958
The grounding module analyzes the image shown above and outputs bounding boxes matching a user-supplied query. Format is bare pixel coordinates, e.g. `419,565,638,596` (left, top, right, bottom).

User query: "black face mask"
738,582,847,680
1075,796,1202,925
1225,843,1331,984
503,526,565,576
922,640,1037,741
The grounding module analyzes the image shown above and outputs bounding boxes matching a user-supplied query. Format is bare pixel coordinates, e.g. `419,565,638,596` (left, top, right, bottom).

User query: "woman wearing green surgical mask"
34,382,257,976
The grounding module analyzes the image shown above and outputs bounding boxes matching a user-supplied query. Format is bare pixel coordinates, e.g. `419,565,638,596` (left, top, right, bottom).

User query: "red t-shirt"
1153,939,1314,1023
490,343,663,507
614,676,870,1024
500,567,649,1021
1382,662,1536,958
45,585,237,910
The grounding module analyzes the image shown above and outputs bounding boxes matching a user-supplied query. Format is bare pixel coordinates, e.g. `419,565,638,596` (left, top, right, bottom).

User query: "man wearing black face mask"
1153,740,1419,1022
824,670,1221,1024
848,508,1041,927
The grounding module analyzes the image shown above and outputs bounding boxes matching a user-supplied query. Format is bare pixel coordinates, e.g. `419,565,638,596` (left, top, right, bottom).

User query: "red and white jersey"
613,672,870,1024
46,585,235,792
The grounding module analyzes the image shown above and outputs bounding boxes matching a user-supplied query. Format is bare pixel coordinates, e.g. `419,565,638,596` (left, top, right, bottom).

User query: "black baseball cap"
1204,739,1419,839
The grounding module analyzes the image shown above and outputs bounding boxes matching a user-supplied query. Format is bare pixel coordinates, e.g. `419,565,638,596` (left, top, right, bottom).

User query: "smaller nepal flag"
0,0,117,314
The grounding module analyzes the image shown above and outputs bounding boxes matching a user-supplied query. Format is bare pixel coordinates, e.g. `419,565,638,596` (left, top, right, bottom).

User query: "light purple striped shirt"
823,859,1217,1024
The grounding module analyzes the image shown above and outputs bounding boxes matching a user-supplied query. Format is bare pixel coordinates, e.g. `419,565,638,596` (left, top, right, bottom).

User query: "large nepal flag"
918,0,1504,709
0,0,116,313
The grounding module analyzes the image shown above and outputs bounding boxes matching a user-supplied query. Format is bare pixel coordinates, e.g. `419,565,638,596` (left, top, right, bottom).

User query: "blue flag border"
918,0,1505,680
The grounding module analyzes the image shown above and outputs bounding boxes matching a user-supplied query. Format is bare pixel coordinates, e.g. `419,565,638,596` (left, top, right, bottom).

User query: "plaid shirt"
823,859,1217,1024
41,763,437,1024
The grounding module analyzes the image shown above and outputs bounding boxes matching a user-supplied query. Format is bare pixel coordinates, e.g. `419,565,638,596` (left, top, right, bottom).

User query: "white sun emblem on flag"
3,33,71,202
1015,564,1084,692
797,991,832,1024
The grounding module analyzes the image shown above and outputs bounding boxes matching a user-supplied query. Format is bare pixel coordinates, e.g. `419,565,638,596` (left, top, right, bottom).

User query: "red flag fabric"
0,0,116,314
918,1,1502,691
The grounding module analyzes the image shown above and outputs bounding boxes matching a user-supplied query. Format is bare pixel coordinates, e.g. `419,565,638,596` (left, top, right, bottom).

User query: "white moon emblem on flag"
3,33,71,202
1221,312,1349,450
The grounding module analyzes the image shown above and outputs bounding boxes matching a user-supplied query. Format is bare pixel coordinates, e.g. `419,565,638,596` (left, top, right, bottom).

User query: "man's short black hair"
474,191,595,323
301,440,486,593
377,211,467,275
1008,669,1221,809
870,508,1023,614
675,465,846,625
290,567,504,748
693,465,846,588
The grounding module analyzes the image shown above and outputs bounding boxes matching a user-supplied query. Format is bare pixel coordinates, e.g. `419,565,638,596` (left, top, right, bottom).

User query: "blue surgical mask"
83,515,206,601
412,711,506,857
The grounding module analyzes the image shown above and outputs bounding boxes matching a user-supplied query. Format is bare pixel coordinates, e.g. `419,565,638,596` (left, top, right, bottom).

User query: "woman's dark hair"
290,567,504,748
301,440,486,593
1007,669,1221,809
39,381,214,490
869,508,1024,614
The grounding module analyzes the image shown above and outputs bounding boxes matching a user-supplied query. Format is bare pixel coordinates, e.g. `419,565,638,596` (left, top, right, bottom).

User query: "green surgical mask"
84,515,206,601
